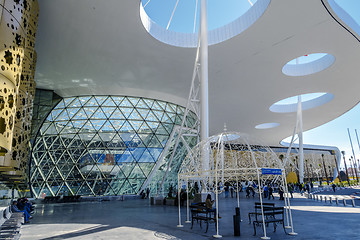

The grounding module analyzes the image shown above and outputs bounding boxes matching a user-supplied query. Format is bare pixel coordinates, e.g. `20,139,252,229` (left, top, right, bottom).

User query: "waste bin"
233,207,241,236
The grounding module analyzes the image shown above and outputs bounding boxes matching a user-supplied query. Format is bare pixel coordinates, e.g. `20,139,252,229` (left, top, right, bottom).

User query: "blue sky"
142,0,360,168
289,0,360,169
142,0,256,32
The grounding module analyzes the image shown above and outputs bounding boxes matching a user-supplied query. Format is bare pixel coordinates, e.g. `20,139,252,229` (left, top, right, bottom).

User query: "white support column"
200,0,209,174
213,154,222,238
256,169,269,240
236,175,240,208
282,172,297,235
177,175,184,228
185,178,191,223
282,174,291,229
297,95,304,184
221,136,225,184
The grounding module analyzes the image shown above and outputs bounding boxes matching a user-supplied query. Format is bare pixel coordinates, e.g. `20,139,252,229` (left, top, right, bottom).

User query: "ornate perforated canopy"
178,132,287,191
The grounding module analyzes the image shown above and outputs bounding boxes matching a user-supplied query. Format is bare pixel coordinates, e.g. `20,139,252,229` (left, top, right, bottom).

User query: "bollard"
352,199,356,207
320,196,322,201
343,199,346,206
336,198,339,205
324,196,327,202
329,197,332,203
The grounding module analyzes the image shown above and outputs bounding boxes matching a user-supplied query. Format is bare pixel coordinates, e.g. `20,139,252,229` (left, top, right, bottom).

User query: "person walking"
268,185,274,200
224,185,229,198
278,188,284,200
288,184,294,198
246,186,251,198
263,184,269,199
251,182,256,197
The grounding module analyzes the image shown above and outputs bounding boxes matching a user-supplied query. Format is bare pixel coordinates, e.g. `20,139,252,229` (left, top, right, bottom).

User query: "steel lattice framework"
177,132,296,238
179,132,288,191
29,95,197,198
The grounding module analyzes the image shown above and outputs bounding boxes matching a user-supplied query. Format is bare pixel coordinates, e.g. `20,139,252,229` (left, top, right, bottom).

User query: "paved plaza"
18,187,360,240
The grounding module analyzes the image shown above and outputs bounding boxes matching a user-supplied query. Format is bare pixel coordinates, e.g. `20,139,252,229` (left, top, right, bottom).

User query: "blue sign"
261,168,282,175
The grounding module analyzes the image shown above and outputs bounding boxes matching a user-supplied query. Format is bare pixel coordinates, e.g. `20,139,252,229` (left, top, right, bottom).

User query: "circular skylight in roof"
269,92,334,113
282,53,335,76
140,0,270,47
255,123,280,129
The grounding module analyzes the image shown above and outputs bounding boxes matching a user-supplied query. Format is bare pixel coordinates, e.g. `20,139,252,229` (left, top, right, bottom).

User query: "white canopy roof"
34,0,360,146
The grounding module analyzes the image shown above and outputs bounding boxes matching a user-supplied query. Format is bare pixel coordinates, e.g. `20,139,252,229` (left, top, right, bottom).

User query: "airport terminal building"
0,0,358,198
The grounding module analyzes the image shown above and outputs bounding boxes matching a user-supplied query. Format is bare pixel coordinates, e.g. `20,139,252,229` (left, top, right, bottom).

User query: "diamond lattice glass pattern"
30,96,197,197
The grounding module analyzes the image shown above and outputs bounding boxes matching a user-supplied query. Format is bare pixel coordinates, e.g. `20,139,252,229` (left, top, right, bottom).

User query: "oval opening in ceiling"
282,53,335,76
269,92,334,113
255,123,280,129
140,0,270,47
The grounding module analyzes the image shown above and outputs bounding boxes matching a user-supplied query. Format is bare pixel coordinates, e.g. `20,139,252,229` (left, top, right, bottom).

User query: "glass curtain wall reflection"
30,96,197,197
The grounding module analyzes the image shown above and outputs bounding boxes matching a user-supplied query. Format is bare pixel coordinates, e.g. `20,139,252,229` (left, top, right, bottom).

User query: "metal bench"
0,206,24,240
248,202,275,223
190,203,217,233
252,206,285,236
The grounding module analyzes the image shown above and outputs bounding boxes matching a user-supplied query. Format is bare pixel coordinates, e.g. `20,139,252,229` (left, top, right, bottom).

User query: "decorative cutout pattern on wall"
0,0,39,188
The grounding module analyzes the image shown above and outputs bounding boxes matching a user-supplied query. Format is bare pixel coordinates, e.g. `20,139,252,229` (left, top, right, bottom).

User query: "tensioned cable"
320,0,360,42
143,0,151,8
167,0,180,30
193,0,198,33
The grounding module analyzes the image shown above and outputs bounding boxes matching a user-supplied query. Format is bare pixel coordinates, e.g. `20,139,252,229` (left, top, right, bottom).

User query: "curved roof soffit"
33,0,360,147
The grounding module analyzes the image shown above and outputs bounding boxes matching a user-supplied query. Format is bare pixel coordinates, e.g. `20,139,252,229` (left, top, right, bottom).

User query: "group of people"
245,181,256,198
139,188,151,199
244,181,285,200
224,183,244,198
263,184,275,200
11,198,35,223
287,182,314,197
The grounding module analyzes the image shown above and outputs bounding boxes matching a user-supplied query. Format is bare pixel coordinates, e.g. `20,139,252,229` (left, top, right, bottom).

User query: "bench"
44,195,81,203
43,196,60,203
252,206,285,236
190,203,217,233
62,195,81,202
0,206,24,240
248,202,275,224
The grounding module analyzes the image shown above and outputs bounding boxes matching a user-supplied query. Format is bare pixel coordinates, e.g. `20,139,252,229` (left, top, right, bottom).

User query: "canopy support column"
177,174,183,228
298,96,304,184
200,0,209,186
185,178,191,223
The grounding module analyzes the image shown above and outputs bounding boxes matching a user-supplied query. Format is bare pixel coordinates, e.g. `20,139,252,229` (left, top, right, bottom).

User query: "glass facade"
31,89,62,140
29,96,197,197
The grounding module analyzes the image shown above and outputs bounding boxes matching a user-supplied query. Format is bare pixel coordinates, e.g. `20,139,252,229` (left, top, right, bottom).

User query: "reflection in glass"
30,96,197,197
